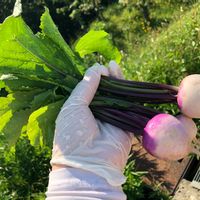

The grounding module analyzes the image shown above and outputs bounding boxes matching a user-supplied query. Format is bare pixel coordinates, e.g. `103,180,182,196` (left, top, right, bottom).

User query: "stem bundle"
89,76,178,134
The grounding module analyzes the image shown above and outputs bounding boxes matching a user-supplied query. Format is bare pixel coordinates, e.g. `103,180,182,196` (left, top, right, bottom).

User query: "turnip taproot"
176,114,197,141
177,74,200,118
191,138,200,157
142,114,194,161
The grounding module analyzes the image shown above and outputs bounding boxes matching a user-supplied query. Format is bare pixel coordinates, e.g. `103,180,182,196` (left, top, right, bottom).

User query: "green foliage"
75,30,122,63
0,6,120,148
0,135,51,199
123,3,200,85
123,159,147,199
0,0,116,43
1,1,200,199
91,0,197,51
39,8,84,77
0,12,81,80
27,99,65,147
0,8,71,147
123,159,171,200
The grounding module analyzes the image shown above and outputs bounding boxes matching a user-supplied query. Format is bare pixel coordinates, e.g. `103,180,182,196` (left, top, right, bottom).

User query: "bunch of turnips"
141,74,200,161
93,71,200,161
0,1,199,162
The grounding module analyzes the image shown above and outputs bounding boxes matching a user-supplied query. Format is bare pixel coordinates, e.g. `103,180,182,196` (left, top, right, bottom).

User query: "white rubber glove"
50,61,133,187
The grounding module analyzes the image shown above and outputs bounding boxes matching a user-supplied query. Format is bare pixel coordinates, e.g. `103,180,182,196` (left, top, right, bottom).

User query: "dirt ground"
131,137,190,194
173,179,200,200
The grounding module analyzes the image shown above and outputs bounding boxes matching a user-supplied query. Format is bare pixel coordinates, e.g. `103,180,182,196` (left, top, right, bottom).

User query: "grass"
90,1,200,84
123,3,200,84
123,159,172,200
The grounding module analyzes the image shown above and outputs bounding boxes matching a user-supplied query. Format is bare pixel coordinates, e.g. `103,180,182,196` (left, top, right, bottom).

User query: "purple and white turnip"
142,113,198,161
92,73,200,161
177,74,200,118
176,114,197,141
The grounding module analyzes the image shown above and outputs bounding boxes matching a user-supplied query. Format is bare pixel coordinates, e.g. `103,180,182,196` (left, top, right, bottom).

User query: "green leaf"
0,8,84,148
0,87,65,147
0,14,81,90
0,89,42,115
30,89,63,108
0,110,13,132
0,8,123,149
0,90,62,146
9,9,81,78
0,16,60,82
13,19,68,77
27,100,65,148
75,30,122,63
1,109,32,146
0,97,12,116
0,80,5,89
0,74,54,92
7,89,44,110
0,89,46,145
40,8,84,76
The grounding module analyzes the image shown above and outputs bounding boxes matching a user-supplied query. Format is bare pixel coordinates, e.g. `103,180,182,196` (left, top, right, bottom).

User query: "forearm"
45,167,126,200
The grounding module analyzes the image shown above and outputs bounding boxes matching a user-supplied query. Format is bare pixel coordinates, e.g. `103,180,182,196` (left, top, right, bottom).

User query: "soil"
173,179,200,200
131,137,190,194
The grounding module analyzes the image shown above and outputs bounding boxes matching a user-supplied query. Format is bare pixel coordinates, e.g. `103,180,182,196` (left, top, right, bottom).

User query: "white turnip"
142,113,194,161
176,114,197,141
177,74,200,118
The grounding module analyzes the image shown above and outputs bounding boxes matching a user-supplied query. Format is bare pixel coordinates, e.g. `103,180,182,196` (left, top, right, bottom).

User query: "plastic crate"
191,166,200,190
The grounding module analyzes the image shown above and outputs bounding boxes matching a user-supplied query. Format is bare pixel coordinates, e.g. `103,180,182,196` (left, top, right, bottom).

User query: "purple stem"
93,110,142,134
102,108,147,129
126,104,161,117
101,76,179,93
99,87,176,101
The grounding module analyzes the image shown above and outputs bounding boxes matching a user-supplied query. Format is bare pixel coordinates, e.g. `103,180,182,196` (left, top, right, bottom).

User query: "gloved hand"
50,61,134,187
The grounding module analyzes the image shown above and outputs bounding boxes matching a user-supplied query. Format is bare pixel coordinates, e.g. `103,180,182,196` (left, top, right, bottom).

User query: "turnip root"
177,74,200,118
176,115,200,157
142,114,193,161
176,114,197,141
191,138,200,157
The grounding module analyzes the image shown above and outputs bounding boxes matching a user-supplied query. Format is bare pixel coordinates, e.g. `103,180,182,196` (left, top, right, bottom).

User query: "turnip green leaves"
75,30,122,64
0,5,121,148
27,99,64,148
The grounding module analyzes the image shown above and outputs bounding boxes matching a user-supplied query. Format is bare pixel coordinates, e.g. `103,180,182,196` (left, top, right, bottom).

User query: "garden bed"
132,137,190,193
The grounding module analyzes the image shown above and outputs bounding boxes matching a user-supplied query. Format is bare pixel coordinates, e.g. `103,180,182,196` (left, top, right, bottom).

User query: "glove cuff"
50,155,127,187
46,167,126,200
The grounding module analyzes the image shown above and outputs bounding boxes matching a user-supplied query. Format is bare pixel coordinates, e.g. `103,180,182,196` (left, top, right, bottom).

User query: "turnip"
176,114,197,141
142,113,194,161
177,74,200,118
191,138,200,157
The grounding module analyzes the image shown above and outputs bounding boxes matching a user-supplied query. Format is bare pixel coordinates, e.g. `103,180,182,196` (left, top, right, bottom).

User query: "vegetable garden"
0,0,200,199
